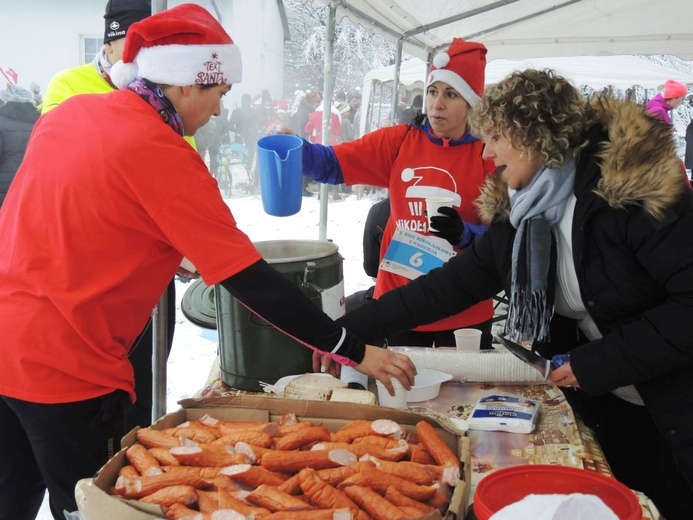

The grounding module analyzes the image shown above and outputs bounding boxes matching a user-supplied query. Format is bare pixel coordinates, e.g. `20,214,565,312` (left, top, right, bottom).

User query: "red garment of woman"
305,107,342,145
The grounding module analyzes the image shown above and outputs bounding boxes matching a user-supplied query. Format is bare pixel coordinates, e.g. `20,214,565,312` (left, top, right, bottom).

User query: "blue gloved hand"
429,205,467,247
551,354,570,368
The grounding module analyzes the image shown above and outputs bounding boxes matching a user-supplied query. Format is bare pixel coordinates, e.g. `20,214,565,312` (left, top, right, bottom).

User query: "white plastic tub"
407,368,453,402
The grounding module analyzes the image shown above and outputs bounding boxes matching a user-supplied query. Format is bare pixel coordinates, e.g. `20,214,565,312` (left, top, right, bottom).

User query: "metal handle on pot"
301,262,322,295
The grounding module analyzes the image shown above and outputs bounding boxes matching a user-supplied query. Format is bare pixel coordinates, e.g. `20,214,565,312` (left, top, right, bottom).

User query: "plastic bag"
388,347,546,384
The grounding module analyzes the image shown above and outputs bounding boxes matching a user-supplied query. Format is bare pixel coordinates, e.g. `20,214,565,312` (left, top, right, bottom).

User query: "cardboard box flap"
178,394,441,425
76,479,160,519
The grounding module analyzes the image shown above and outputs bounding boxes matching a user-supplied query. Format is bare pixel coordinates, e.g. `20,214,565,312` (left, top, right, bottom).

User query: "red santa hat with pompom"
110,3,242,89
425,38,487,107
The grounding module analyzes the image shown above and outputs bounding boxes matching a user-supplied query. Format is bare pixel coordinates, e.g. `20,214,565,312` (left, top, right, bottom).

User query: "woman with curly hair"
335,69,693,518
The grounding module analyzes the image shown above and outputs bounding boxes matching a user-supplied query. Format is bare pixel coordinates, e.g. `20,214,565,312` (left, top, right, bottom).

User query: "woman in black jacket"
335,70,693,519
0,84,38,207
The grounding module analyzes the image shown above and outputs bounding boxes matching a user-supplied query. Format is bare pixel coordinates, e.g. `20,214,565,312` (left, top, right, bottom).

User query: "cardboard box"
76,395,471,519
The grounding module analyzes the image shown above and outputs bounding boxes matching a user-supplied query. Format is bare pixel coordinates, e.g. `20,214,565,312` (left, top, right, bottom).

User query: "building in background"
0,0,288,113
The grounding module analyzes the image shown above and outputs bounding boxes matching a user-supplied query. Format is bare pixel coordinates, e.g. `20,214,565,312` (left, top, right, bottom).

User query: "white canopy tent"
360,58,427,137
309,0,693,61
307,0,693,240
360,56,693,136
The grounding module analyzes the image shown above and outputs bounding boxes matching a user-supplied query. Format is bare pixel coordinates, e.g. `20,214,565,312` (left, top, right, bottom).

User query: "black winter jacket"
341,97,693,485
0,102,39,207
686,120,693,171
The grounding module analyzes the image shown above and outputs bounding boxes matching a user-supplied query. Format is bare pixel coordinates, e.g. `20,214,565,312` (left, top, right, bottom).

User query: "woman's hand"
548,363,580,389
176,266,199,279
273,126,297,136
429,206,466,246
356,345,416,395
312,350,341,377
312,346,417,396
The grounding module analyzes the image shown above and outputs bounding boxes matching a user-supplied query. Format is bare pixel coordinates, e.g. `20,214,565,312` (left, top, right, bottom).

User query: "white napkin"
490,493,620,520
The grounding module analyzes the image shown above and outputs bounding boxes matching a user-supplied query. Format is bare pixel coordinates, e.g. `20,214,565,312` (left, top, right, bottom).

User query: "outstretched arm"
275,126,345,185
220,259,414,390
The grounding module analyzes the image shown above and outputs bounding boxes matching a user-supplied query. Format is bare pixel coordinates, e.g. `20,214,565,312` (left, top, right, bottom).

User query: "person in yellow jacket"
42,0,188,432
42,0,197,158
42,0,151,114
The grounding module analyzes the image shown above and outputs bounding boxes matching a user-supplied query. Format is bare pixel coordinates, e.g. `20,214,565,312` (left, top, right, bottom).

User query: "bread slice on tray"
283,373,347,401
330,387,377,405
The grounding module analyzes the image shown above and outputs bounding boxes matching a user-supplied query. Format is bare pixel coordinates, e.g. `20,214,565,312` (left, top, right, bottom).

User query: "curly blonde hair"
469,69,595,169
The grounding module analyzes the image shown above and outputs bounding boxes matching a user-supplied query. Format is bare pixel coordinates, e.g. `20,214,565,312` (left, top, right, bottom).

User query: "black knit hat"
104,0,151,44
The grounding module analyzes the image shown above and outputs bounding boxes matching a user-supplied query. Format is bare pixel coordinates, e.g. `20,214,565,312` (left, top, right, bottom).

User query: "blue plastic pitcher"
257,134,304,216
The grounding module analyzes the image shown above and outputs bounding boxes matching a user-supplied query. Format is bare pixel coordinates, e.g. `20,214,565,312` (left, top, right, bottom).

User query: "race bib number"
379,228,455,280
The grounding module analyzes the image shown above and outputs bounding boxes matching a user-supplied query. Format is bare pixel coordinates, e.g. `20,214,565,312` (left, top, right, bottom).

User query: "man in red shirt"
0,6,415,518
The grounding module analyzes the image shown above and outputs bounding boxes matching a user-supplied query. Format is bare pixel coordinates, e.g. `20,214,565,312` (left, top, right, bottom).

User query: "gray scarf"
505,160,576,344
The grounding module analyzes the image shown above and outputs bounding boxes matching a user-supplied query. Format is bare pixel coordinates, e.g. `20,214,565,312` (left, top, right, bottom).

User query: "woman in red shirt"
298,38,495,349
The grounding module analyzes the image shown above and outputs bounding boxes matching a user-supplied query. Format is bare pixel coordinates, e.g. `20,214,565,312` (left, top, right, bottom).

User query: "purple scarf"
127,77,184,136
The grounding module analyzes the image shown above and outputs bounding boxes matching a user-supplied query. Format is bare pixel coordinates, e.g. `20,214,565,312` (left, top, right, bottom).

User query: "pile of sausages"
112,414,462,520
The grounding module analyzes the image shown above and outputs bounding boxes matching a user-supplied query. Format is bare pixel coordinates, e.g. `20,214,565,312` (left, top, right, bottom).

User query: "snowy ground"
37,179,382,518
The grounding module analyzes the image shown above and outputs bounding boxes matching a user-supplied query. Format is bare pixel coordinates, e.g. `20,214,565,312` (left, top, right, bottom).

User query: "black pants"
344,286,376,313
384,319,494,350
126,278,176,430
564,390,693,520
0,392,128,520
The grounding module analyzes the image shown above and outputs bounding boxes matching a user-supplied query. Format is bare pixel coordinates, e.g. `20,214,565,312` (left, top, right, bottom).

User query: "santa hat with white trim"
110,3,242,89
425,38,487,107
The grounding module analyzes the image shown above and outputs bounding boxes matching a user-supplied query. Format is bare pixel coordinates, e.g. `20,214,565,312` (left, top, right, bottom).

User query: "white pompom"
433,52,450,69
110,61,139,89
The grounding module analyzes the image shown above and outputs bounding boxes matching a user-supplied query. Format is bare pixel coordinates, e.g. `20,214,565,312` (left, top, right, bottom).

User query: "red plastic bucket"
473,465,642,520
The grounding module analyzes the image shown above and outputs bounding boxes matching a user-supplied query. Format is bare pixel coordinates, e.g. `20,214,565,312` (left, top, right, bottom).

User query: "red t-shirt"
334,124,494,332
305,109,342,145
0,90,261,404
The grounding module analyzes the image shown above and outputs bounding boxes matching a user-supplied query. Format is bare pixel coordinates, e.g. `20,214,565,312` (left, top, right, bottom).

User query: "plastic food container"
407,369,453,402
375,377,408,408
473,465,642,520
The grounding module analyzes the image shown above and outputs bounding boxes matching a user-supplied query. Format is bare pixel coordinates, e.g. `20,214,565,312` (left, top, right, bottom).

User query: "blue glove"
430,206,467,247
551,354,570,368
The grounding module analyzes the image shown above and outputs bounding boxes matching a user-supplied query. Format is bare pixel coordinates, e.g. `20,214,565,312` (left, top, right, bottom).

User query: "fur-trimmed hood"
476,96,685,223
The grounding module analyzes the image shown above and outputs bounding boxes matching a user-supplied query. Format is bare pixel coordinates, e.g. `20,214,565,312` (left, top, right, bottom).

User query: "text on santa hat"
196,54,227,85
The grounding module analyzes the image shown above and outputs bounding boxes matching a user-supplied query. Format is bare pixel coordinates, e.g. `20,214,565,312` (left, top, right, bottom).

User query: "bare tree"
283,0,400,99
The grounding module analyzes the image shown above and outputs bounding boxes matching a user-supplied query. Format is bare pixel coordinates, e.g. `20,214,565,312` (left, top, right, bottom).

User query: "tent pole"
390,39,404,125
152,0,166,15
318,1,337,241
151,0,168,423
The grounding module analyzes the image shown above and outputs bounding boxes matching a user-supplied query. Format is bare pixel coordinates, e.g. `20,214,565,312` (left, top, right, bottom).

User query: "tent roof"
309,0,693,60
359,55,693,137
364,55,693,91
487,56,693,88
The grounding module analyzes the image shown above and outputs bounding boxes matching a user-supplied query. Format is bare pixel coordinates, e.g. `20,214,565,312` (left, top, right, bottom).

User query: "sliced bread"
329,387,377,405
283,373,347,401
